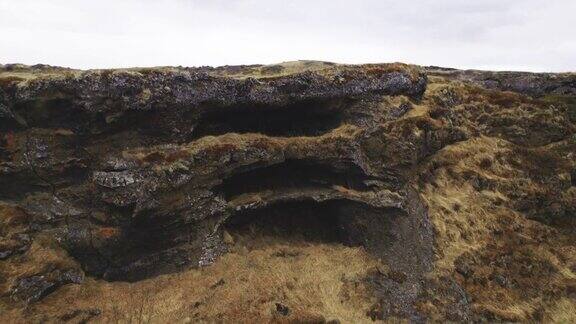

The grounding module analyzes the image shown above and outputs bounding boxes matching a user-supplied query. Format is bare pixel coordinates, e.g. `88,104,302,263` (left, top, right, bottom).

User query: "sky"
1,0,575,72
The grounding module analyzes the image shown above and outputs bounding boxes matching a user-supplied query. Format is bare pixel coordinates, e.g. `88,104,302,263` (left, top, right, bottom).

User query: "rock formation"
1,61,575,322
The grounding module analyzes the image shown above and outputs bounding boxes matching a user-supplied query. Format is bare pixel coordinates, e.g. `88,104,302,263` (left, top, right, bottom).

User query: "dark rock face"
10,268,84,303
0,62,435,284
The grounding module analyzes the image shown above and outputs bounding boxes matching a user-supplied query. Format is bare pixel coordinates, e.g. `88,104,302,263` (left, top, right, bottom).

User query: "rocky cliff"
1,61,575,323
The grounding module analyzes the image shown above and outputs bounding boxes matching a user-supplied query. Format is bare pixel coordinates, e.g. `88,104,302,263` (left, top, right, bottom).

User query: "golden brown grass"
418,136,576,321
3,235,381,323
418,137,510,273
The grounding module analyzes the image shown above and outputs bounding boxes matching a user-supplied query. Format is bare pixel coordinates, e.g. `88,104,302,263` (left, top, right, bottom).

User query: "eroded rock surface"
1,61,575,322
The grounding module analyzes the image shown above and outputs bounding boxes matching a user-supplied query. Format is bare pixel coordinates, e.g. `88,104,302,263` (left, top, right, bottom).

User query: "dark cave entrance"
11,98,105,132
192,99,349,138
223,200,345,247
215,159,374,200
221,199,404,253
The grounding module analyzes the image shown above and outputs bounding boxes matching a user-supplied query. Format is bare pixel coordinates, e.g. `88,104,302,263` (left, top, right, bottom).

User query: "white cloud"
0,0,574,71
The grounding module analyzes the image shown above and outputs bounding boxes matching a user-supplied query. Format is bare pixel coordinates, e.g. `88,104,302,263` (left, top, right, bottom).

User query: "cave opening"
221,199,403,254
223,200,345,247
12,98,97,131
192,99,348,138
71,211,197,283
216,159,374,200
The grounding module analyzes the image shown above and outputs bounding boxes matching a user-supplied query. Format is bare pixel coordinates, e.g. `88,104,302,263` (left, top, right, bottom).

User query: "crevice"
24,131,57,196
215,159,374,200
191,99,348,138
13,98,101,133
221,199,406,258
221,188,434,275
10,97,359,146
70,206,197,282
224,200,346,246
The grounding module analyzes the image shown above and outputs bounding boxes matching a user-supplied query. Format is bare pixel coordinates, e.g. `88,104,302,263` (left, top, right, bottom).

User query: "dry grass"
418,136,576,321
3,235,381,323
418,137,513,272
547,298,576,323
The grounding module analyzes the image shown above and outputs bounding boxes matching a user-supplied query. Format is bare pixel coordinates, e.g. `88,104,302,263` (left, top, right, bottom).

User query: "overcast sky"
1,0,575,72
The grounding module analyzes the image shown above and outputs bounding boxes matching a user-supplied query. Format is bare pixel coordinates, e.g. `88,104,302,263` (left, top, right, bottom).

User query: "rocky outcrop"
0,62,433,280
1,61,575,322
